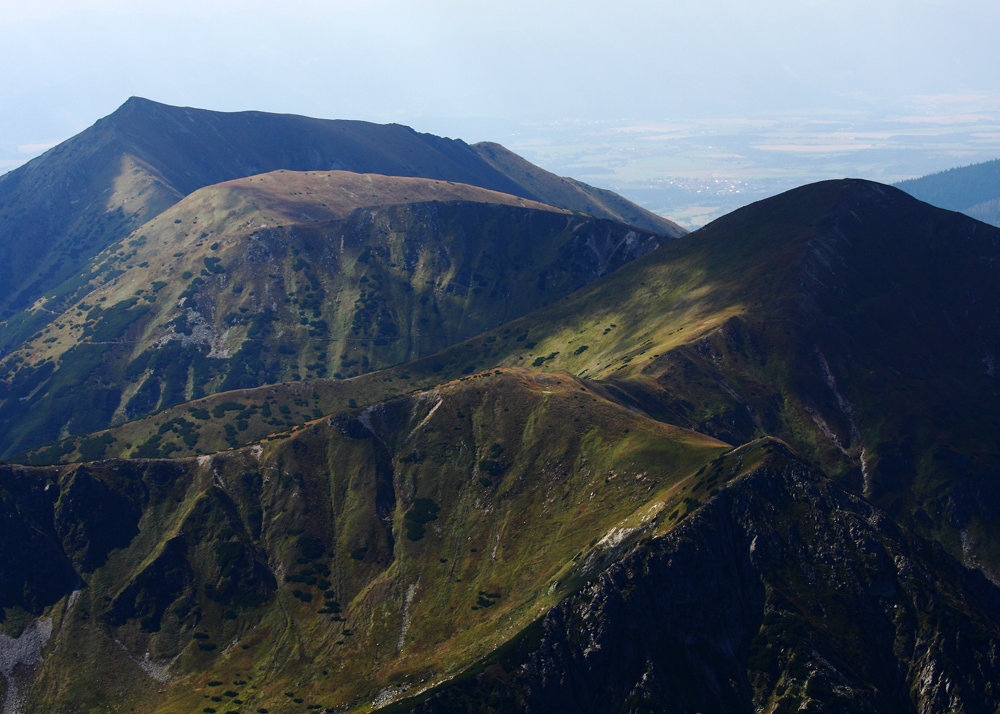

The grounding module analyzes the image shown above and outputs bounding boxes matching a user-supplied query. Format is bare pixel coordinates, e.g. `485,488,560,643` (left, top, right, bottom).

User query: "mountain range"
895,157,1000,227
2,100,1000,714
0,97,681,356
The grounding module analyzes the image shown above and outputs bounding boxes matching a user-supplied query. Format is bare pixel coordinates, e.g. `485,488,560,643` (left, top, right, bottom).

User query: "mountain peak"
0,99,677,348
107,95,185,124
117,95,160,110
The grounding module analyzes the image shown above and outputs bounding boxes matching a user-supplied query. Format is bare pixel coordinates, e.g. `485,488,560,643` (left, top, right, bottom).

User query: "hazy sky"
2,0,999,188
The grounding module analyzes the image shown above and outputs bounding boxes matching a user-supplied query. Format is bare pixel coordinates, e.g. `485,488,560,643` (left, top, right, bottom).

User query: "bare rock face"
407,440,1000,714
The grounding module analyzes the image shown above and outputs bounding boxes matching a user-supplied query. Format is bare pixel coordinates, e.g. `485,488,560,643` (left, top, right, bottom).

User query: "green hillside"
461,178,1000,575
391,438,1000,713
29,178,1000,577
5,177,1000,712
0,170,668,458
161,177,1000,566
5,376,999,713
1,370,727,713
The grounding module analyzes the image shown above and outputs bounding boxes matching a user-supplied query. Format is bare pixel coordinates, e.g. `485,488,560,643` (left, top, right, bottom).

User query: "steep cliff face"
403,440,1000,714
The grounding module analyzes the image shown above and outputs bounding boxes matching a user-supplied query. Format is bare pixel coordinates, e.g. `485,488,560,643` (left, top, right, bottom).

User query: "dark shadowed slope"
96,97,530,198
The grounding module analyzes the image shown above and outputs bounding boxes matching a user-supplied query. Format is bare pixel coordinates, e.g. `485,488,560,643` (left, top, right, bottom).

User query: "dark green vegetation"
22,178,1000,582
0,97,680,359
350,178,1000,584
396,440,1000,713
1,370,727,713
4,124,1000,713
896,156,1000,226
0,170,669,459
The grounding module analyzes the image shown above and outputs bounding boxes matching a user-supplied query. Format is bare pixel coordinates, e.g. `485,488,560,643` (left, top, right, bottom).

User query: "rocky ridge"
402,439,1000,714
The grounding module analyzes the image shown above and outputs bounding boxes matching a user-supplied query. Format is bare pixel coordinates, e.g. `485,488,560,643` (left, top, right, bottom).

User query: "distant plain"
423,103,1000,229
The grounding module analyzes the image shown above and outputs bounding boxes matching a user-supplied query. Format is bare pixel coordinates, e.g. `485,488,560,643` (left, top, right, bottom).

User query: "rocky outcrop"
405,440,1000,713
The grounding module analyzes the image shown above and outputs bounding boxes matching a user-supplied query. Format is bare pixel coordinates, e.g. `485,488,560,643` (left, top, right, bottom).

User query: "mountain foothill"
1,99,1000,714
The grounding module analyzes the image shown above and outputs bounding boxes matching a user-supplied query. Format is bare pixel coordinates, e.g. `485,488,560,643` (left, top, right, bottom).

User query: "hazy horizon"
3,0,999,226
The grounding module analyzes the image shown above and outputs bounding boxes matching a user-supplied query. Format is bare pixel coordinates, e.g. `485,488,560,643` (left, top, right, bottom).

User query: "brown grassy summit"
182,169,569,227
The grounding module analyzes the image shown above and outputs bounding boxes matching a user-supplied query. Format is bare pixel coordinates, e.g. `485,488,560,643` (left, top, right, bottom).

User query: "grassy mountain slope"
472,141,685,236
1,369,728,713
7,178,1000,712
0,130,181,350
397,439,1000,714
0,170,668,458
0,97,682,352
458,178,1000,574
27,179,1000,579
91,176,994,575
895,157,1000,227
7,397,1000,713
0,96,523,330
